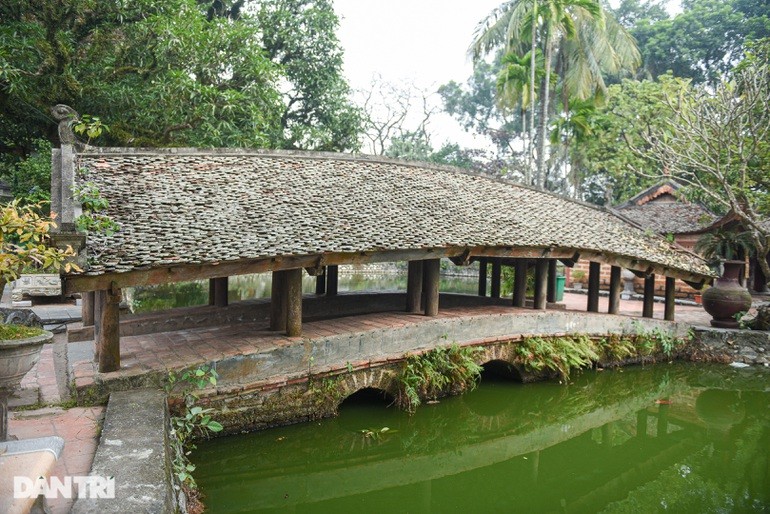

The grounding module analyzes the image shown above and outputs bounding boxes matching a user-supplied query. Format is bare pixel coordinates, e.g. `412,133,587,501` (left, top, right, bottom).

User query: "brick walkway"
8,407,105,514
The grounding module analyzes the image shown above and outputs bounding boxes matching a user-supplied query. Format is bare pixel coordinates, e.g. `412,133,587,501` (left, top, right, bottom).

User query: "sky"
333,0,504,151
332,0,682,153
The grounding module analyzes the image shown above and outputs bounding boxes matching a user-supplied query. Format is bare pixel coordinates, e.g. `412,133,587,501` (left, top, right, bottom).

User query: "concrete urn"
702,260,752,329
0,330,52,389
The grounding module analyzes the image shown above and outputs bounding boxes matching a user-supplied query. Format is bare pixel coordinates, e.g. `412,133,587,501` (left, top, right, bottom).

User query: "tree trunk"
536,35,553,189
528,0,538,186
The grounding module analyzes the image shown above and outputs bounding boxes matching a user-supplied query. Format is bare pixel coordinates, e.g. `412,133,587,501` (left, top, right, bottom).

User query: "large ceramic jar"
702,260,752,328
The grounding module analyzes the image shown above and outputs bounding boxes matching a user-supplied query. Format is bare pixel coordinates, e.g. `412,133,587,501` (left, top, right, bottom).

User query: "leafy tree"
629,40,770,281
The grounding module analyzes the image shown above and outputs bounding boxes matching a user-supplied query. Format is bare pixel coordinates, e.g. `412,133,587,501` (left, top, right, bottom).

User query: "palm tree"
471,0,639,189
496,50,543,179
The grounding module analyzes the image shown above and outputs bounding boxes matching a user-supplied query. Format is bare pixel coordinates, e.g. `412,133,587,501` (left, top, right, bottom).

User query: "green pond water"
193,363,770,513
125,271,478,313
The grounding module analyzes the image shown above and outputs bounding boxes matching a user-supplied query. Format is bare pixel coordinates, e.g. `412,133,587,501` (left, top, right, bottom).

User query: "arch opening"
339,387,394,409
481,360,523,383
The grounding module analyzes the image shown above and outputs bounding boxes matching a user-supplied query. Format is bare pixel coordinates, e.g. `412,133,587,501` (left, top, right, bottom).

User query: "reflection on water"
125,270,478,313
193,363,770,513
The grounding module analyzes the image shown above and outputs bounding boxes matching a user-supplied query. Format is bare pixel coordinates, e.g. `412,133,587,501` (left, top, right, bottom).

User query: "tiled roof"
614,201,714,235
72,149,713,281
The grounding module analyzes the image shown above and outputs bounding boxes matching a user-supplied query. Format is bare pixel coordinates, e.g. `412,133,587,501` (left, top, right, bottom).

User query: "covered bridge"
50,147,713,373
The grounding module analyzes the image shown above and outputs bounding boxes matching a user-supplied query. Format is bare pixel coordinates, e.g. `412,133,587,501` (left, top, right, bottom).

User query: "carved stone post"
608,266,621,315
98,286,121,373
643,274,656,318
534,260,548,310
513,259,528,307
477,259,487,297
664,277,676,321
406,260,424,313
423,259,440,316
587,262,601,312
286,269,303,337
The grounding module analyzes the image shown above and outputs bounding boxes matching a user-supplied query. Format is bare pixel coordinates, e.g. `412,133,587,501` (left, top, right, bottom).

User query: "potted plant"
0,200,79,440
571,269,586,290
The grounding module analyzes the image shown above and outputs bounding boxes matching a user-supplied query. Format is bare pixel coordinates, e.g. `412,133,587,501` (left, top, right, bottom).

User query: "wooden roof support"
423,259,440,316
326,265,339,295
664,277,676,321
210,277,228,308
81,291,95,327
315,270,326,295
286,268,303,337
587,262,601,312
513,259,528,308
477,258,488,297
406,260,423,314
490,259,502,299
97,286,121,373
546,260,557,303
269,270,287,332
643,274,656,318
534,260,548,310
608,266,622,315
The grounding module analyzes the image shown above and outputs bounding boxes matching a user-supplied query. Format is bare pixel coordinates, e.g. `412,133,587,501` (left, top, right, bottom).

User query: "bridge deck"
65,293,709,397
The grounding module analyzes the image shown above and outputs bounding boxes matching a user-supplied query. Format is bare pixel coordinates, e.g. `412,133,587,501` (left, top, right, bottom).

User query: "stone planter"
702,260,752,329
0,329,52,441
0,330,52,389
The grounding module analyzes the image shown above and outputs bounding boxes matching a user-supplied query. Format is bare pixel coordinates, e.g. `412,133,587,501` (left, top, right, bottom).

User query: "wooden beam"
643,274,656,318
81,291,95,327
423,259,440,316
608,266,621,315
533,260,548,310
546,259,557,303
513,259,528,307
93,290,103,363
286,268,303,337
269,270,287,331
62,245,714,295
326,265,339,296
97,286,121,373
490,259,502,298
406,260,423,313
664,276,676,321
211,277,228,307
477,259,487,297
558,252,581,268
587,262,601,312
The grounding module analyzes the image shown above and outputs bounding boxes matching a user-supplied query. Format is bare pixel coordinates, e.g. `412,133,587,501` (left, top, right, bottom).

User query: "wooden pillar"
97,287,121,373
546,259,557,303
93,291,103,363
406,260,424,313
286,268,303,337
269,270,287,331
490,259,502,298
533,260,548,310
210,277,228,307
587,262,601,312
477,259,487,297
643,274,656,318
664,276,676,321
513,259,528,307
82,291,95,327
326,265,338,295
315,269,326,295
423,258,440,316
608,266,621,315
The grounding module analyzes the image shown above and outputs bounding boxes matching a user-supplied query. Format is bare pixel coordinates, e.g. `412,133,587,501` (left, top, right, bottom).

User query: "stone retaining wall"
689,327,770,366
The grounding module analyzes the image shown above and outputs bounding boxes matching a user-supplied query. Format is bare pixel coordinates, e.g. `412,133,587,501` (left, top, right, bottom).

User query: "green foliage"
73,169,120,236
0,0,360,158
694,228,755,262
395,344,483,414
0,200,80,285
0,323,45,340
167,365,223,489
514,335,600,381
0,139,52,207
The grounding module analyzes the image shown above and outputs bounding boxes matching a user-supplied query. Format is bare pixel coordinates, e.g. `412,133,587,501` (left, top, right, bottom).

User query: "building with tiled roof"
49,146,714,372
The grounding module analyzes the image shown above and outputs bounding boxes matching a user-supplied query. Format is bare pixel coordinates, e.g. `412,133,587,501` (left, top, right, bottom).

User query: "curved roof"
614,181,715,234
65,148,713,291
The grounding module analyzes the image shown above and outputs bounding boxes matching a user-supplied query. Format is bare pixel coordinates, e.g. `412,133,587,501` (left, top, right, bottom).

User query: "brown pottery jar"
702,260,752,328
